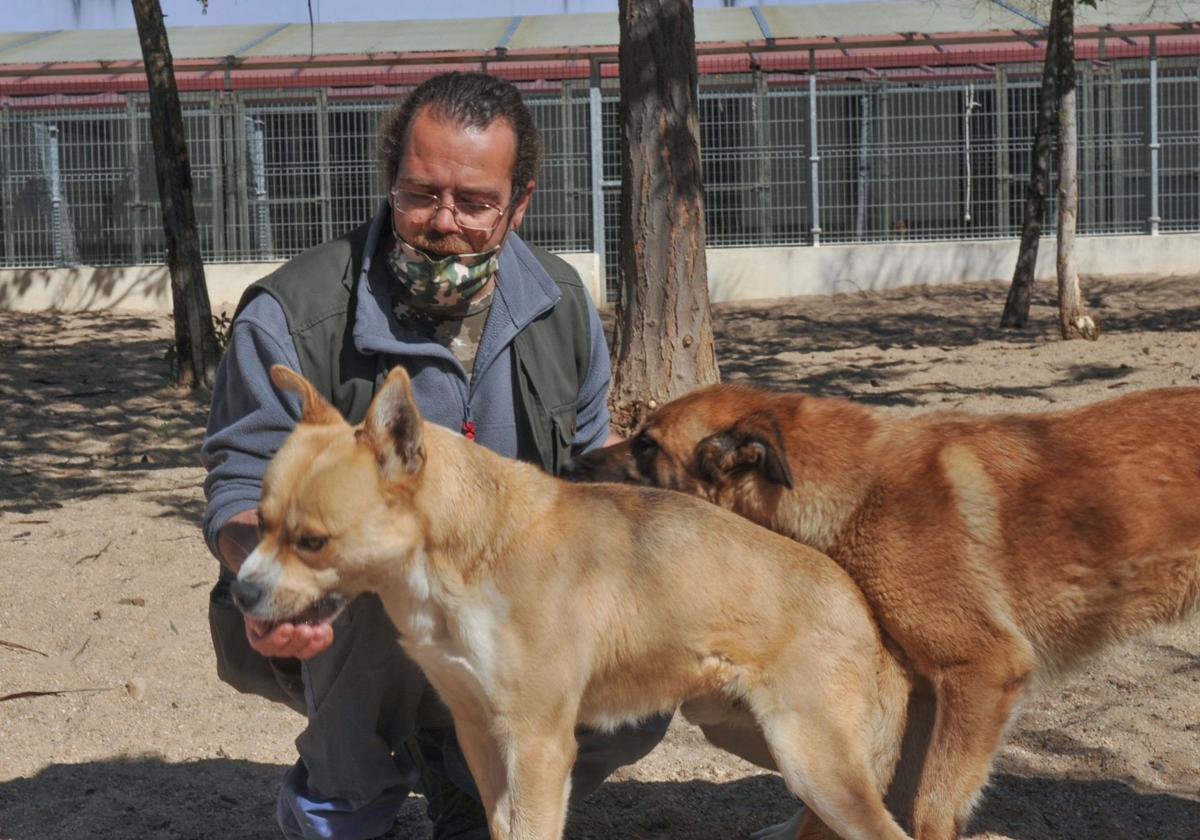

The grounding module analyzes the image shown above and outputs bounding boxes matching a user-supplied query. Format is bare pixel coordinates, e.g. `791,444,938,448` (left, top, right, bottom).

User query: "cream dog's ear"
362,366,425,479
271,365,343,426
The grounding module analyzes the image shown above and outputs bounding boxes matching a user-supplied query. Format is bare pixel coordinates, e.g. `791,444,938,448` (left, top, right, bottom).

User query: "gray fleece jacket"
201,203,612,558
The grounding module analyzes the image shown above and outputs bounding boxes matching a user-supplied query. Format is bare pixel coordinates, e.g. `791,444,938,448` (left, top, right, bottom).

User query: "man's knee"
570,712,673,799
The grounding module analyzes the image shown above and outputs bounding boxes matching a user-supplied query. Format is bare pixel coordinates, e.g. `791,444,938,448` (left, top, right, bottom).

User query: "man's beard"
404,231,479,259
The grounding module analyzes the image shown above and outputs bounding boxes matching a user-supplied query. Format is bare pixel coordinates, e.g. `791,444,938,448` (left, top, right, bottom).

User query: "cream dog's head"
231,365,428,629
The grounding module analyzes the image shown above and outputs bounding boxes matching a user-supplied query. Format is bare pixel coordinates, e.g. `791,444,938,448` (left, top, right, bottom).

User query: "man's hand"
244,616,334,660
217,508,336,660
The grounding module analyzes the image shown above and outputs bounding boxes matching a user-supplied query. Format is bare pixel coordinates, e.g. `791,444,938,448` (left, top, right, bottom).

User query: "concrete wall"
704,233,1200,303
0,235,1194,313
0,252,603,314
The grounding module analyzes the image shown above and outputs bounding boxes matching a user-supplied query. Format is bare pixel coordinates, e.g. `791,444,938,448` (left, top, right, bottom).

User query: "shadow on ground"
969,772,1200,840
2,757,1197,840
598,275,1200,408
0,312,210,518
11,276,1200,517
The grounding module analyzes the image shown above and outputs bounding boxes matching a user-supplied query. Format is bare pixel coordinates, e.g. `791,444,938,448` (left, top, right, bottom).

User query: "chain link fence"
1,49,1197,301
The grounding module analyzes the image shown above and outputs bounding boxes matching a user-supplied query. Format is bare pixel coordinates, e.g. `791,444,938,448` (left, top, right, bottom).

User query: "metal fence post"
588,59,607,298
125,95,145,263
995,67,1011,235
220,94,241,257
752,67,774,240
855,90,871,239
1080,63,1096,232
0,102,13,263
247,115,272,259
316,89,333,244
233,97,250,256
877,76,891,238
561,80,578,248
46,124,65,266
1148,36,1161,235
807,50,822,246
209,93,226,259
1111,61,1125,230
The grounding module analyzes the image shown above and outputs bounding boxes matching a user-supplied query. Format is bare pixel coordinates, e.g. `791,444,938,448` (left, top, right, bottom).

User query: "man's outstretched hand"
244,616,333,660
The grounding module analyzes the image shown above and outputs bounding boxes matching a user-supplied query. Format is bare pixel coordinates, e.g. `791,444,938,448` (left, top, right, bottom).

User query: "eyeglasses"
389,187,510,233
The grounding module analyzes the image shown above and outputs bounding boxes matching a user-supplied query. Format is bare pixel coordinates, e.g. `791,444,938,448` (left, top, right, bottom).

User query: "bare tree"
1052,0,1099,339
131,0,221,387
999,5,1058,329
609,0,719,434
1000,0,1098,339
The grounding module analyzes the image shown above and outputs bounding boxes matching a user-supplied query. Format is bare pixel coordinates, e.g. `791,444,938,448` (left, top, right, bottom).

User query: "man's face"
391,107,534,258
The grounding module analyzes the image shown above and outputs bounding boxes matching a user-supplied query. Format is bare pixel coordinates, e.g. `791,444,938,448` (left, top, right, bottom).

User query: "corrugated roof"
247,18,520,57
0,24,272,63
763,1,1027,41
0,0,1194,67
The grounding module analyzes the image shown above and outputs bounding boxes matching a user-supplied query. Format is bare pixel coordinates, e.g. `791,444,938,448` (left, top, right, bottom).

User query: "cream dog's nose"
230,578,265,614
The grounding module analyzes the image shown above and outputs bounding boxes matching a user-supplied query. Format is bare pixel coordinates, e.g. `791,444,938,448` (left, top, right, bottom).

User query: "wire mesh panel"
1,108,82,267
128,93,222,264
601,91,622,297
239,96,325,260
2,102,126,267
0,95,219,268
1159,58,1200,233
521,84,594,253
327,98,392,238
0,51,1197,278
1079,64,1150,234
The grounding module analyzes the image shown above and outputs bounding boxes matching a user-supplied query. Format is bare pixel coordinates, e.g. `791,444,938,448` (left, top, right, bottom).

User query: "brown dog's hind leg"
911,648,1034,840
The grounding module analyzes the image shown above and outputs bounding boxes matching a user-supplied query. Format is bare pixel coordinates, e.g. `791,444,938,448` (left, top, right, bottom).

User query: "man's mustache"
406,233,477,257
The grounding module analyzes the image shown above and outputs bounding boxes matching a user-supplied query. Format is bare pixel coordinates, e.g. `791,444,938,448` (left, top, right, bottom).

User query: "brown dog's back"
850,389,1200,668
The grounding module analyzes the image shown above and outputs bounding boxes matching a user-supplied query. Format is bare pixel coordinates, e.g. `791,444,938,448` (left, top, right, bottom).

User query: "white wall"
0,235,1194,313
704,234,1200,303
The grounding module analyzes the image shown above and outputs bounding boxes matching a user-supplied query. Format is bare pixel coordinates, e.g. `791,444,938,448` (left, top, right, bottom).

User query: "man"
202,72,669,840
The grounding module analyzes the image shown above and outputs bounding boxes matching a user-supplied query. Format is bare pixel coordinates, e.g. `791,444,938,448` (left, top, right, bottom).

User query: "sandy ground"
1,273,1198,840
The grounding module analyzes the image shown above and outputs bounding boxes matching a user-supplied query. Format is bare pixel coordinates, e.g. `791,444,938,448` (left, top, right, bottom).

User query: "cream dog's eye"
297,535,328,552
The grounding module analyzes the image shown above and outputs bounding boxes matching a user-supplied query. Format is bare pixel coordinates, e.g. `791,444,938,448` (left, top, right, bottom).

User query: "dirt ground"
1,273,1198,840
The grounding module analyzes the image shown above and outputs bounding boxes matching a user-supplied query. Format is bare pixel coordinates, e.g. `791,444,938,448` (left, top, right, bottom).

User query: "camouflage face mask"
386,233,501,308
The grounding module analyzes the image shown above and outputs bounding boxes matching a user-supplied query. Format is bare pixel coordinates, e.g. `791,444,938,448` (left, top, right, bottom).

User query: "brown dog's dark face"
565,384,794,517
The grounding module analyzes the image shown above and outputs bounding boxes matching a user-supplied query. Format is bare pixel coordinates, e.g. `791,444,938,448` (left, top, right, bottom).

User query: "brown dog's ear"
362,366,425,478
270,365,343,426
694,411,794,489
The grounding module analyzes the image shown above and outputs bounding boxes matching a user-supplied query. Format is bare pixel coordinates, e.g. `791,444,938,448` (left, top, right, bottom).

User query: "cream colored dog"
231,365,912,840
568,383,1200,839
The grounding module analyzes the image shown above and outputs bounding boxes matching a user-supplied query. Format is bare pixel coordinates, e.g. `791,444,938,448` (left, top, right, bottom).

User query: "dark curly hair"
378,72,542,201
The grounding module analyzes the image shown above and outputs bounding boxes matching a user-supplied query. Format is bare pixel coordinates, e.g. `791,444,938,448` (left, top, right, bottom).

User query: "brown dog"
567,384,1200,840
232,365,913,840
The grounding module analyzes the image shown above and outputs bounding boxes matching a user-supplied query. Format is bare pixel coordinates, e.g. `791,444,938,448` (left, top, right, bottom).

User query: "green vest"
235,223,594,475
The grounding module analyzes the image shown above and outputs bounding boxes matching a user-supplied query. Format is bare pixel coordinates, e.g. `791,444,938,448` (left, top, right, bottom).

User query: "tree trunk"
1053,0,1099,340
610,0,719,435
999,5,1060,329
132,0,220,388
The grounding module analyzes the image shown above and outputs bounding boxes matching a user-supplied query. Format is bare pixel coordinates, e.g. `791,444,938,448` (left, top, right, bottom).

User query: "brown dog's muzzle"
561,441,644,485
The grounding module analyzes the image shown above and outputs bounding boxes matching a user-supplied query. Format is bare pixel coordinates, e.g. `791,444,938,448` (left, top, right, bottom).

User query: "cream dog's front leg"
499,722,578,840
454,713,578,840
448,713,510,834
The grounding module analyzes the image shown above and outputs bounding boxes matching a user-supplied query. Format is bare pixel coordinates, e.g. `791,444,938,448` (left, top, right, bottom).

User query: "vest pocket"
548,402,577,476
